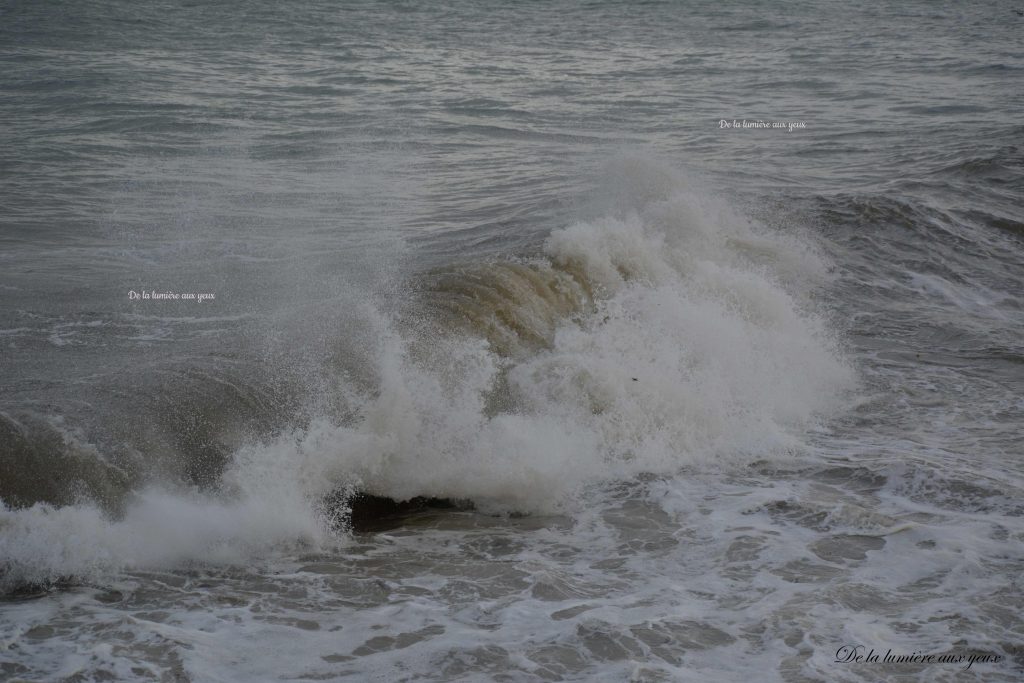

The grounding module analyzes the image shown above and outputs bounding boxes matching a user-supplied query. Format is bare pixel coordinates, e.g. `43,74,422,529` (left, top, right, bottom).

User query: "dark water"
2,1,1023,681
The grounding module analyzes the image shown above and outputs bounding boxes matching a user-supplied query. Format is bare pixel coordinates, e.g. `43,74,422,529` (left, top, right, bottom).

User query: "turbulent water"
2,1,1023,681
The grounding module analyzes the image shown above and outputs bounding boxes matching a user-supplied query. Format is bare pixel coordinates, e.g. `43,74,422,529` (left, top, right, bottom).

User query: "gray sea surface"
1,1,1023,681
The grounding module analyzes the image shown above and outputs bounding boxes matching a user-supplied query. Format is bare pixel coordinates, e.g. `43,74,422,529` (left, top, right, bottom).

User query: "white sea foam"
1,160,854,588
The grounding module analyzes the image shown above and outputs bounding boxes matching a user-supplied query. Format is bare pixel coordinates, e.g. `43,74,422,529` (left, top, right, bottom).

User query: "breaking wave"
0,160,855,590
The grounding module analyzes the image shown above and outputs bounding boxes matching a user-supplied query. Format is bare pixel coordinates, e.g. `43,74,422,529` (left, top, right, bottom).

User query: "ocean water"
2,1,1023,681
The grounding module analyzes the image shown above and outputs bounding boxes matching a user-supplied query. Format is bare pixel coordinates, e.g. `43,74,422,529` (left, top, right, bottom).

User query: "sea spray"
1,163,854,589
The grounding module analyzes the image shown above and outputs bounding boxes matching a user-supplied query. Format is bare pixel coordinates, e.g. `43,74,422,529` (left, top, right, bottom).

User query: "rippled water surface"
2,1,1023,681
